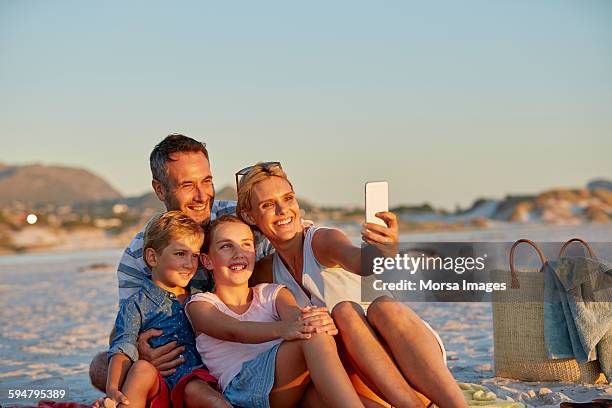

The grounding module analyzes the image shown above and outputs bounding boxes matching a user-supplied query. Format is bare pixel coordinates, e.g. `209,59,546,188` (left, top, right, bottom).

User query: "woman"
236,162,468,408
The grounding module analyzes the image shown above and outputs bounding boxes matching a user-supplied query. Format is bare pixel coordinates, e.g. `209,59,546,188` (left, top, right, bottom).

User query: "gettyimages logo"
372,252,487,275
360,241,612,302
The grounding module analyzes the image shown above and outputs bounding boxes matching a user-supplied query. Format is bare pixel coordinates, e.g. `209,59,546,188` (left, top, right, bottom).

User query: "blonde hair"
202,215,252,253
143,210,205,268
236,163,294,224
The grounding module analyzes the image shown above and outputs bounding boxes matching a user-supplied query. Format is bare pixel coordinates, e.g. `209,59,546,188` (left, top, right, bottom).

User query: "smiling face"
202,221,256,288
244,176,302,243
146,236,202,291
153,151,215,227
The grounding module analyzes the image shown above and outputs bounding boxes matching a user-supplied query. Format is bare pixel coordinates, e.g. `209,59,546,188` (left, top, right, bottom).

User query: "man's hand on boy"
137,328,185,376
300,306,338,336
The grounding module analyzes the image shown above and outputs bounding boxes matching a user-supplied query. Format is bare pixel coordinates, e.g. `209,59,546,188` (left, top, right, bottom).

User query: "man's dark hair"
150,134,209,191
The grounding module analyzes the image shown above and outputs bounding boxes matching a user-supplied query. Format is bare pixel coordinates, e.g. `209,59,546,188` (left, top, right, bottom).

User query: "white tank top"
272,228,448,366
272,226,363,309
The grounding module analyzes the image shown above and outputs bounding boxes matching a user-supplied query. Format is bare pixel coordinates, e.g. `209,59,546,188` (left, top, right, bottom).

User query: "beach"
0,223,610,407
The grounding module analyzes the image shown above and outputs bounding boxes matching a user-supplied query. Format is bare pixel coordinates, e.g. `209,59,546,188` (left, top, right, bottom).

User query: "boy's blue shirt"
108,276,203,389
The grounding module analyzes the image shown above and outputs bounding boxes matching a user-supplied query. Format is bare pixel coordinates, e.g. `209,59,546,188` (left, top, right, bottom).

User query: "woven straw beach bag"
492,238,606,383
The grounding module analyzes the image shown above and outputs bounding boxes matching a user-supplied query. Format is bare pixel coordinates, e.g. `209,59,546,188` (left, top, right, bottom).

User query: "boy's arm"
105,301,142,404
105,354,131,404
108,300,141,365
186,298,311,343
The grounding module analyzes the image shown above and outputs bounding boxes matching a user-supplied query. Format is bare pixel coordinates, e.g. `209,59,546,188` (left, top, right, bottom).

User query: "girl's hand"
105,389,129,407
279,318,313,341
300,306,338,336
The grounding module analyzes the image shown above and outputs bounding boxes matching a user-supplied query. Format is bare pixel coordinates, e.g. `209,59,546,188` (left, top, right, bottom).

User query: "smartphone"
365,181,388,226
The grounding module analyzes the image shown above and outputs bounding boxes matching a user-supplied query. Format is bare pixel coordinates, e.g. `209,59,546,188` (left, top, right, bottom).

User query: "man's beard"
163,189,215,228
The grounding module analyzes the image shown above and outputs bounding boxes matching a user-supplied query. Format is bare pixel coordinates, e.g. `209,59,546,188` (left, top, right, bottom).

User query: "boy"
106,211,223,408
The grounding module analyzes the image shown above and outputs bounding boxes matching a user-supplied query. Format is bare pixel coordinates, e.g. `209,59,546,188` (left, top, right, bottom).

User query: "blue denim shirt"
108,277,204,389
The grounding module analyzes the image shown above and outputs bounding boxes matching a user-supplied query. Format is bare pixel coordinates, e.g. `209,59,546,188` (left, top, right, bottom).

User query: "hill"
394,179,612,225
0,163,122,206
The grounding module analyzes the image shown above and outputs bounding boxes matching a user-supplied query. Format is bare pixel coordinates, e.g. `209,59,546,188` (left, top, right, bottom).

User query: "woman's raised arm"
311,228,363,275
312,211,400,276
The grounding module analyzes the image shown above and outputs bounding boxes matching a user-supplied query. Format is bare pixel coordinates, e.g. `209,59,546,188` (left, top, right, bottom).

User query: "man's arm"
136,329,185,375
108,300,141,363
116,231,149,303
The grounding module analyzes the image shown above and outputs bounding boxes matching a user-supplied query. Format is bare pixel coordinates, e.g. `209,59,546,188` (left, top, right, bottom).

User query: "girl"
186,215,364,408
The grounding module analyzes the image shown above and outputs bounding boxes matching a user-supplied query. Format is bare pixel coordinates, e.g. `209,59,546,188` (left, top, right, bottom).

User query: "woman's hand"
362,211,399,258
362,211,399,244
300,306,338,336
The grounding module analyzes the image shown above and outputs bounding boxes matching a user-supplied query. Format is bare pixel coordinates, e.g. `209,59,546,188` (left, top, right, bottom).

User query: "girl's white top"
187,283,284,391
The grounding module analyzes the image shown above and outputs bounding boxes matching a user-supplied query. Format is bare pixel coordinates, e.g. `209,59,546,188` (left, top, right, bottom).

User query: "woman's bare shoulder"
312,227,351,253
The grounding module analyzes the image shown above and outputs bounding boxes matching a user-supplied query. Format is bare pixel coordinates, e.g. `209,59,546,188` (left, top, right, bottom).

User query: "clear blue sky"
1,1,611,209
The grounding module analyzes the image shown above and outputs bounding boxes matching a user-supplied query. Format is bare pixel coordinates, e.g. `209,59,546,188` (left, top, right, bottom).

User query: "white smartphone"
365,181,388,226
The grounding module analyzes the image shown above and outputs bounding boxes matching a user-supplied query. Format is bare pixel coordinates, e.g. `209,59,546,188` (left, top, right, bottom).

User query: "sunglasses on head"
235,161,282,189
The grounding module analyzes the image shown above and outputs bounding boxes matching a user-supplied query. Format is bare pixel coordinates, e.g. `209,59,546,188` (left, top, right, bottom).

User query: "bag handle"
509,239,547,289
558,237,595,259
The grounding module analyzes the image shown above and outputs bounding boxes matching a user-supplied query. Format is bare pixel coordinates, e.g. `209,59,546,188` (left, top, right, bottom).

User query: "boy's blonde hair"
144,210,205,268
236,163,294,224
202,215,252,253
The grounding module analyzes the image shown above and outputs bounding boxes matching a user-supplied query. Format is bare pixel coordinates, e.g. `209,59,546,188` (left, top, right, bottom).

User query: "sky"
1,1,611,209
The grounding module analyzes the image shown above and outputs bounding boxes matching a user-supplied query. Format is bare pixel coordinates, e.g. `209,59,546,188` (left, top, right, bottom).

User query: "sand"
0,224,610,406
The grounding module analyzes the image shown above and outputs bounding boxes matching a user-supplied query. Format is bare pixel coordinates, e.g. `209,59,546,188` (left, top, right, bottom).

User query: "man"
90,134,399,407
90,135,251,407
